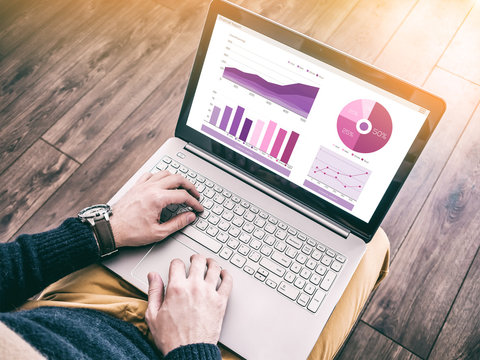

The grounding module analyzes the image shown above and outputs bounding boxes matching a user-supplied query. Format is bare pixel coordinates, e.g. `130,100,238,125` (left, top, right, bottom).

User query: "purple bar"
239,118,253,142
223,67,319,118
303,179,354,210
260,120,277,152
219,106,233,131
250,120,265,147
201,125,291,176
280,131,300,164
229,106,245,136
210,106,221,126
270,128,287,158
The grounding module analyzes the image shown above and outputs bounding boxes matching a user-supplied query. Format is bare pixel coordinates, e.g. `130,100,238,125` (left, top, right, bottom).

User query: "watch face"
79,204,111,219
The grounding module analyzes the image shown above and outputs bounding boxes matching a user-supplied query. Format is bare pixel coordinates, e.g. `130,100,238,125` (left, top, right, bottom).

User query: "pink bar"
250,120,265,147
270,128,287,158
260,120,277,152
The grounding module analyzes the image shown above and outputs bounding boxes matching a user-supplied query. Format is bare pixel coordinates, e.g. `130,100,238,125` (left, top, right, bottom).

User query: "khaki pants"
21,229,390,359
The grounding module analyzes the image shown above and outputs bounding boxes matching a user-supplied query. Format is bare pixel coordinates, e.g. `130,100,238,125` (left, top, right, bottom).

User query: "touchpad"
131,237,197,288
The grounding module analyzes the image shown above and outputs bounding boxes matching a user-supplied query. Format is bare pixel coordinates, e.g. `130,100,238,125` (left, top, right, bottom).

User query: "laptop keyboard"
153,156,347,313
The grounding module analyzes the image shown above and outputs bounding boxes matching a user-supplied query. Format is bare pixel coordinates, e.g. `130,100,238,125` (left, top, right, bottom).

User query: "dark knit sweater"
0,218,221,360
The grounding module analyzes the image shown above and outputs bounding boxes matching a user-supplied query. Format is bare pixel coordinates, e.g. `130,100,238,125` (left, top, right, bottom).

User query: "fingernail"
187,212,196,223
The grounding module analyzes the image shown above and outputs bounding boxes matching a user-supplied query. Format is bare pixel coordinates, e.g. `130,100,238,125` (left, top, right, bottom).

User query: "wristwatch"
78,204,118,258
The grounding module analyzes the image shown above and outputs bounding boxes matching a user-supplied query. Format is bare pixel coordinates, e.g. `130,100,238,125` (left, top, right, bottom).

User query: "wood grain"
374,0,475,85
12,54,195,239
381,67,480,256
42,0,209,163
337,322,421,360
363,105,480,358
428,249,480,360
0,140,78,242
327,0,416,63
438,2,480,85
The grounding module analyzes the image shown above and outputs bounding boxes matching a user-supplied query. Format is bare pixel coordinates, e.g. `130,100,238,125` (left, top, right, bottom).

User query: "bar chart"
202,103,300,176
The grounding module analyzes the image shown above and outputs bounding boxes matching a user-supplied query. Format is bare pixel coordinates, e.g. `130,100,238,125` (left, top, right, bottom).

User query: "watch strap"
92,218,117,257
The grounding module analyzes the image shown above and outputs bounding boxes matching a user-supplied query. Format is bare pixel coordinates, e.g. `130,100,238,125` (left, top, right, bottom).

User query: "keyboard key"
248,251,261,262
286,236,302,249
231,195,241,203
222,190,231,198
195,220,208,230
310,274,321,285
278,222,287,230
326,249,336,258
227,238,239,249
170,161,180,169
213,194,225,204
239,233,251,244
238,244,250,256
284,272,295,283
205,180,214,188
259,211,268,219
307,238,316,247
304,283,315,295
162,157,172,164
207,215,220,225
250,239,262,250
234,206,245,216
264,236,275,246
275,230,287,240
268,217,278,225
232,217,244,227
254,218,266,228
271,251,292,267
219,247,233,260
243,223,254,233
228,227,240,237
188,170,196,178
331,261,342,272
317,244,326,252
240,200,250,208
278,282,299,301
301,244,313,255
257,267,269,277
181,226,222,253
297,293,310,307
244,211,255,222
296,253,307,264
203,199,214,209
254,272,266,282
266,279,277,289
307,290,325,313
305,259,316,270
285,247,298,258
321,256,333,266
312,250,322,261
222,211,234,221
204,189,215,198
261,245,273,256
260,258,286,277
196,175,204,182
287,228,297,236
179,166,188,173
274,241,286,252
217,232,228,243
214,185,222,193
297,233,307,241
223,200,235,210
243,265,255,275
250,206,259,213
231,254,247,268
206,226,218,237
265,223,276,234
290,263,301,273
196,183,206,193
300,268,311,279
336,255,346,263
320,271,336,291
294,277,306,289
218,220,230,232
315,264,327,275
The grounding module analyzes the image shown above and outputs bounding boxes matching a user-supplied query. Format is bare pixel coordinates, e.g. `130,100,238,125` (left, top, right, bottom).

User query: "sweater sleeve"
164,343,222,360
0,218,100,311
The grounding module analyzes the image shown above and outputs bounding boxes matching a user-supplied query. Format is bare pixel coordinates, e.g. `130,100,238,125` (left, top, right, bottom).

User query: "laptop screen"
184,14,429,224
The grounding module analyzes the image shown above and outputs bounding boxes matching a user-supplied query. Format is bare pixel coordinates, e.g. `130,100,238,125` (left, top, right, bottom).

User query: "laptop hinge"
185,143,350,239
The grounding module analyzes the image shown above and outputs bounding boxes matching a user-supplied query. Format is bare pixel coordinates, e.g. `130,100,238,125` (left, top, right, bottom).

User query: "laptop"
104,1,445,358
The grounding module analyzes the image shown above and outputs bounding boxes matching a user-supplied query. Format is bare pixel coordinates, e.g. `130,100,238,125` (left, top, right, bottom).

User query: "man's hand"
146,255,233,355
110,171,203,248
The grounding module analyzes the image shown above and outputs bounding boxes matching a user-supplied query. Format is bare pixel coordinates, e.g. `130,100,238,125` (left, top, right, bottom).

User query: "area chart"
222,67,319,118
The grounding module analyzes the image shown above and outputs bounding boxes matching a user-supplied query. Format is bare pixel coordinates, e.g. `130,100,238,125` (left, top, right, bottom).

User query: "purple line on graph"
280,131,299,164
229,106,245,136
201,125,290,176
239,118,253,142
260,120,277,152
219,106,233,131
250,120,265,147
223,67,319,118
303,179,354,210
270,128,287,158
210,106,221,126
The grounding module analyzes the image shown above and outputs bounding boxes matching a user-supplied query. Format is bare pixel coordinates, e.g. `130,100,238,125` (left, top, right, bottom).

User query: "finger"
167,258,187,286
150,170,173,182
147,272,165,314
188,254,207,280
135,173,153,184
204,258,222,287
160,189,203,212
157,174,201,199
217,269,233,298
157,211,196,237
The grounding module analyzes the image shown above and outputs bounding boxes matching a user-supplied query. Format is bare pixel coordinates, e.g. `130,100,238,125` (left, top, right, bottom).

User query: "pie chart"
337,99,392,153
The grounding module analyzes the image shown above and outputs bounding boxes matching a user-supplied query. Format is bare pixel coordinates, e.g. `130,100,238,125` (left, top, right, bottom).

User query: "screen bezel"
175,0,446,242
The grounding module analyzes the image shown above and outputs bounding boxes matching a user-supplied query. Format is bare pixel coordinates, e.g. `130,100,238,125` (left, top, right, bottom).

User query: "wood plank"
327,0,416,63
12,54,194,239
0,140,79,242
236,0,360,42
374,0,475,85
428,249,480,360
362,105,480,358
0,0,170,175
381,67,480,256
42,0,209,163
438,2,480,85
337,322,420,360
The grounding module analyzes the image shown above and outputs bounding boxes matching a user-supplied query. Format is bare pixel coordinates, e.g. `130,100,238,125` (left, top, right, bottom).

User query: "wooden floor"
1,0,479,358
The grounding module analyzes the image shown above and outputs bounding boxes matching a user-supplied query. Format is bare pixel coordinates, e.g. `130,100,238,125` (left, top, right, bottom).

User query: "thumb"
147,272,165,314
157,212,196,238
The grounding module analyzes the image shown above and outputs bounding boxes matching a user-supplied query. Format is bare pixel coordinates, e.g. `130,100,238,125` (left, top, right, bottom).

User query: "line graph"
307,146,371,201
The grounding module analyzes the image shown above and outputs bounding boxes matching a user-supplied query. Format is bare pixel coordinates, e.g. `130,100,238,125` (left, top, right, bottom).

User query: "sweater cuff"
164,344,221,360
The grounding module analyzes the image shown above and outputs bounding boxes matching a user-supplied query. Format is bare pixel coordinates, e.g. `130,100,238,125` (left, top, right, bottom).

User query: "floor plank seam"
361,320,425,359
421,2,476,88
372,0,420,65
425,243,480,359
388,98,480,265
325,0,362,44
40,137,81,165
435,65,480,87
